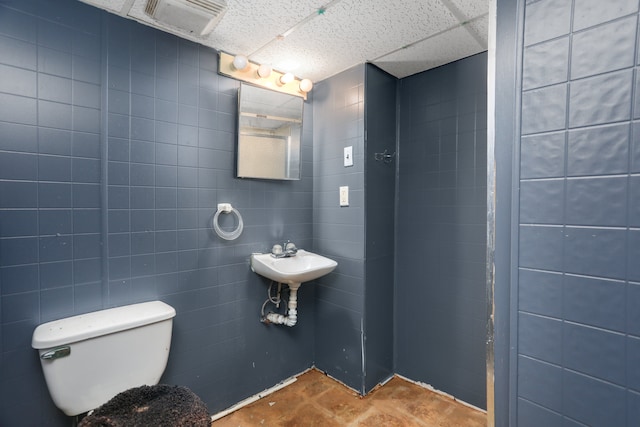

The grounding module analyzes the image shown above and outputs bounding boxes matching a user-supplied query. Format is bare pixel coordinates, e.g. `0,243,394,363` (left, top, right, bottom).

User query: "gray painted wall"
492,0,521,424
395,53,488,409
493,0,640,424
511,0,640,425
363,64,396,393
312,64,367,392
311,63,397,395
0,0,492,425
0,0,314,425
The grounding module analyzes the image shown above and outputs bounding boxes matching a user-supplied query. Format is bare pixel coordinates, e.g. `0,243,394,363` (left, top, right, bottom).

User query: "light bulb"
257,64,272,78
299,78,313,93
279,73,294,85
232,55,248,71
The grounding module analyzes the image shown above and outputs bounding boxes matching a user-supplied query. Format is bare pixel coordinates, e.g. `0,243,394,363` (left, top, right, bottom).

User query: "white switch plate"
339,186,349,206
344,146,353,167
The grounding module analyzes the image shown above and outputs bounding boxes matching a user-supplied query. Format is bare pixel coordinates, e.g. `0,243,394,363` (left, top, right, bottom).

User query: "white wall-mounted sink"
250,250,337,286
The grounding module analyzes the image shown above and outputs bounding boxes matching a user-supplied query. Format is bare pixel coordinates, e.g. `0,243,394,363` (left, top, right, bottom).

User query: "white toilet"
32,300,176,416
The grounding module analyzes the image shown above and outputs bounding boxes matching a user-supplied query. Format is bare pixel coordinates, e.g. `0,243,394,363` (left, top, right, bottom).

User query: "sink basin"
250,250,337,285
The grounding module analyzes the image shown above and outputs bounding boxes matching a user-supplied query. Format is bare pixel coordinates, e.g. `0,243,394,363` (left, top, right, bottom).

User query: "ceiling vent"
145,0,227,36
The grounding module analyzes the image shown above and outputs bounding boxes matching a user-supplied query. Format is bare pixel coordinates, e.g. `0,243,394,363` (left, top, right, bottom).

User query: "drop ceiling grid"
251,0,462,81
76,0,490,81
374,25,485,78
448,0,490,19
128,0,320,54
80,0,129,13
468,15,489,45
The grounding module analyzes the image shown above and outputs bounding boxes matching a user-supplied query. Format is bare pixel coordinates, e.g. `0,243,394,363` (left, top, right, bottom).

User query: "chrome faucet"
284,241,298,256
271,241,298,258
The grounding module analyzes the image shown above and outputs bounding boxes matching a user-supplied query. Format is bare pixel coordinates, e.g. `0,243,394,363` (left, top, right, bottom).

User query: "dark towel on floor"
78,384,210,427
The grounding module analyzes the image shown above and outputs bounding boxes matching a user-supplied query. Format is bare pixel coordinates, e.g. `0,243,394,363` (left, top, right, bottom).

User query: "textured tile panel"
519,179,564,224
523,37,569,90
564,227,626,279
563,322,626,384
628,231,640,282
567,123,629,176
563,370,626,427
573,0,639,31
564,274,626,332
518,268,563,317
520,132,565,179
524,0,572,46
570,16,637,80
517,397,563,427
565,176,627,226
517,355,562,412
519,225,564,271
628,336,640,391
569,69,632,128
522,84,567,135
518,312,562,364
0,5,37,43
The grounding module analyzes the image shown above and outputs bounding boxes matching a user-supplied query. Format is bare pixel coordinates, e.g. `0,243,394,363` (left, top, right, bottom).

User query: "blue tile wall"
312,64,367,392
523,0,572,46
395,53,488,409
0,1,497,424
518,312,562,365
567,123,629,176
517,397,563,427
517,0,640,425
0,0,314,424
363,64,396,393
312,63,408,396
518,355,562,413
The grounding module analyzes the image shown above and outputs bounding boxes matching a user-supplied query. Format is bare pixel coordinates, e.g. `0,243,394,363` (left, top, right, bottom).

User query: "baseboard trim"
210,367,312,422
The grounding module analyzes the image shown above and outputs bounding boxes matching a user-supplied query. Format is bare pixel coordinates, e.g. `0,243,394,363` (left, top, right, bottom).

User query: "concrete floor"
211,369,486,426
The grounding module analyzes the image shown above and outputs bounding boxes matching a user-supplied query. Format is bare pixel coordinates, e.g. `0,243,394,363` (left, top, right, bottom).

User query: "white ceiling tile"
76,0,490,82
449,0,490,19
467,14,489,46
128,0,319,54
203,0,320,55
80,0,129,13
373,25,485,79
251,0,460,81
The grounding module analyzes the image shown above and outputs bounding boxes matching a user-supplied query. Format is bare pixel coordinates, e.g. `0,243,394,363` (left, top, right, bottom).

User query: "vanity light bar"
218,52,310,100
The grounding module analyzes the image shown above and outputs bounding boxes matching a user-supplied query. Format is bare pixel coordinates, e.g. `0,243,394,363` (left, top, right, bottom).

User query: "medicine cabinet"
236,83,303,180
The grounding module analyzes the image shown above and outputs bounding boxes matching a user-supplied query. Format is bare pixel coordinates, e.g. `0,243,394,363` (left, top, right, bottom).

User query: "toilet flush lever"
41,346,71,360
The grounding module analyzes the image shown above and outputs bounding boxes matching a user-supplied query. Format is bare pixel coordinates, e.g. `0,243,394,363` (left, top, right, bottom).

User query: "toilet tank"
32,301,176,416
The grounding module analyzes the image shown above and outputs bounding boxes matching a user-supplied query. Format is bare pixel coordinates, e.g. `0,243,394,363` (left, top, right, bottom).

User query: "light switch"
344,146,353,167
339,186,349,206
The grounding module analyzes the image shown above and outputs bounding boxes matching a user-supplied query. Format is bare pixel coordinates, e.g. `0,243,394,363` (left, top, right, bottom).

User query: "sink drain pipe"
262,283,301,327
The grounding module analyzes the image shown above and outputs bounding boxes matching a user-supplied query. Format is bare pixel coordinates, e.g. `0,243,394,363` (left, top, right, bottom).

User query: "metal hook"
374,149,396,164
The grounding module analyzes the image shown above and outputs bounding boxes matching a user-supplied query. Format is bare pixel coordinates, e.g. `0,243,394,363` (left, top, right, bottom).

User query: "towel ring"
212,203,243,240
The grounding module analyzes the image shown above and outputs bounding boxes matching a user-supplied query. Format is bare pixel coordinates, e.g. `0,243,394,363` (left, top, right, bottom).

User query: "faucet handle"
284,241,297,252
272,244,283,255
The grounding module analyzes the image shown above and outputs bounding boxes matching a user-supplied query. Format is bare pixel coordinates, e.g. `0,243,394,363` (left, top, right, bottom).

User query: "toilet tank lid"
31,301,176,349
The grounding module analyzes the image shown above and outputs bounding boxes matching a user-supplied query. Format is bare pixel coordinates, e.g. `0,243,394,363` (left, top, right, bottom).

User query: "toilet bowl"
32,301,176,416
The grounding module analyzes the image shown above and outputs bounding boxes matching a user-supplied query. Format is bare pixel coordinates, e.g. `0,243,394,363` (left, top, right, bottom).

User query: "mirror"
237,83,304,180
